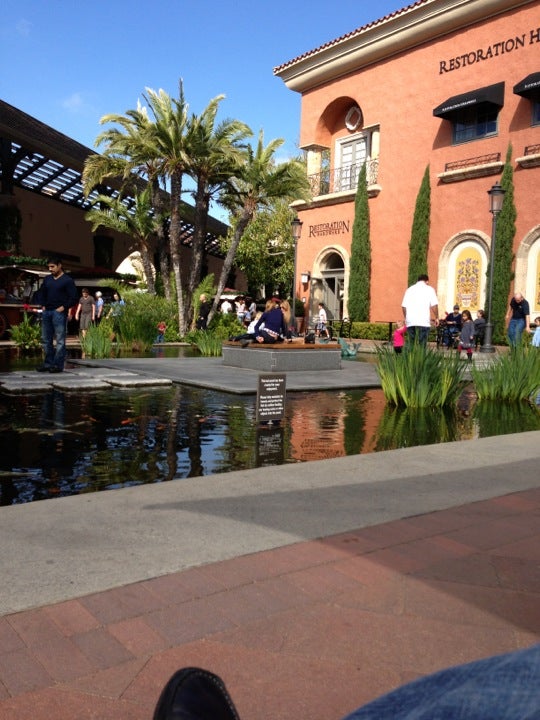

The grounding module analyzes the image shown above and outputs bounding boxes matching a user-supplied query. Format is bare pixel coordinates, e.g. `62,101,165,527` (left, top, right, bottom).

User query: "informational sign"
256,373,286,424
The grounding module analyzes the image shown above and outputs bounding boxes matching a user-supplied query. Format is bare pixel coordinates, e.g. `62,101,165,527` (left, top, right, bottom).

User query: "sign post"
256,373,286,424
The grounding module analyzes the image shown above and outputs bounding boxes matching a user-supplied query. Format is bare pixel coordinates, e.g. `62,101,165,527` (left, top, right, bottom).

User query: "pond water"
1,348,539,505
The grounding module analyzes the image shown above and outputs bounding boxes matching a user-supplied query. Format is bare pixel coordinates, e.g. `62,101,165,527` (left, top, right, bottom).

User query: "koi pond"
1,348,539,505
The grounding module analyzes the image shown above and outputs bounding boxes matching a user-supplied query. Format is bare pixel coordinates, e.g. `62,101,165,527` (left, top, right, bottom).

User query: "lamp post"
291,216,303,306
480,182,505,353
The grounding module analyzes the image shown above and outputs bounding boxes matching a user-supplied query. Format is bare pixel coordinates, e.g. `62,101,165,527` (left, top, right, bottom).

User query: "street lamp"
480,182,505,353
291,216,303,305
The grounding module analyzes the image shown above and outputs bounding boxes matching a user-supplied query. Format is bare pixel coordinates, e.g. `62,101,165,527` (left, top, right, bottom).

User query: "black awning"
513,72,540,100
433,82,505,119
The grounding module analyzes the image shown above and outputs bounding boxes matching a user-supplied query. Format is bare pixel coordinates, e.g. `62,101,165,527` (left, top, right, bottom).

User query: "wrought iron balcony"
438,152,503,183
516,143,540,169
444,153,501,172
308,159,379,197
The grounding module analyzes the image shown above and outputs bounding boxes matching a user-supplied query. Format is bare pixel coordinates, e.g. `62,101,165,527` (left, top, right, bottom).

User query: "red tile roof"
273,0,429,74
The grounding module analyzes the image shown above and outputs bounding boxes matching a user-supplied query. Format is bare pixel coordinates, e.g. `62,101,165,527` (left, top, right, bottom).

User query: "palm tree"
140,86,191,333
85,186,164,294
82,103,173,300
208,131,310,323
183,95,251,316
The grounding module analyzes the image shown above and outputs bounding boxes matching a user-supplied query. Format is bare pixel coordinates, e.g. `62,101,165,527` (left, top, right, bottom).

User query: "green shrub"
294,297,305,317
470,345,540,403
8,312,41,352
110,292,179,349
350,322,388,340
350,322,438,343
207,312,244,339
376,343,465,408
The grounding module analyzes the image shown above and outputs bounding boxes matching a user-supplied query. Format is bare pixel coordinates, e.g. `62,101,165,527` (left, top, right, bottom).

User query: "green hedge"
349,322,437,341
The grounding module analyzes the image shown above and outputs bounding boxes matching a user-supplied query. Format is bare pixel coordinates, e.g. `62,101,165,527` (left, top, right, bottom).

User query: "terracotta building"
274,0,540,324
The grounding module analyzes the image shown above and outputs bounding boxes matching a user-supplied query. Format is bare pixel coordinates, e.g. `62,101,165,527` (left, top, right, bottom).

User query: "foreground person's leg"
342,644,540,720
152,645,540,720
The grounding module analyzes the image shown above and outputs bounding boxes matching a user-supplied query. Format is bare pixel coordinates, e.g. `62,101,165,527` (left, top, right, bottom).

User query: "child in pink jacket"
393,320,407,353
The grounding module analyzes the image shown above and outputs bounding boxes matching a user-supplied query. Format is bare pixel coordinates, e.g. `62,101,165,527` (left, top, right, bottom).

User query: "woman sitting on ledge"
253,299,287,344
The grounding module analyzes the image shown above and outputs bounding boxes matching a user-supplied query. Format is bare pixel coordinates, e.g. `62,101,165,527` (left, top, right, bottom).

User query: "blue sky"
1,1,409,159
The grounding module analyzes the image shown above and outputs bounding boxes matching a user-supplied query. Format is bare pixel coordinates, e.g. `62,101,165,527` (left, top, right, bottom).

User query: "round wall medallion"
345,106,363,131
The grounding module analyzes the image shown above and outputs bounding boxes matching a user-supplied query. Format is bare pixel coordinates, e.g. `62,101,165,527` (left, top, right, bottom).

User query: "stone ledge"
225,340,340,350
222,343,342,371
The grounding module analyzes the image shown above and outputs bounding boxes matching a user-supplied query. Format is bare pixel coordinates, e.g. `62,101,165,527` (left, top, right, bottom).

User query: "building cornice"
274,0,534,92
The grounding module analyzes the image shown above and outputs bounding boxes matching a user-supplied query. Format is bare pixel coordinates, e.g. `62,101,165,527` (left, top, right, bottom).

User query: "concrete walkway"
0,431,539,719
0,348,538,719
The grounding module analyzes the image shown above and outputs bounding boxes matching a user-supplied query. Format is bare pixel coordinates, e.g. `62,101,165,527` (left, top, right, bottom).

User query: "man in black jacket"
34,257,78,373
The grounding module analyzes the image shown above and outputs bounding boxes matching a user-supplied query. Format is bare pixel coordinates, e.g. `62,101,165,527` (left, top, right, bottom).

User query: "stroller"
436,320,460,349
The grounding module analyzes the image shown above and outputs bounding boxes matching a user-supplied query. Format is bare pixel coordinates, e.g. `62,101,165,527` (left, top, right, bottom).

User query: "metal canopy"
0,99,228,257
433,82,505,119
8,140,109,210
513,72,540,100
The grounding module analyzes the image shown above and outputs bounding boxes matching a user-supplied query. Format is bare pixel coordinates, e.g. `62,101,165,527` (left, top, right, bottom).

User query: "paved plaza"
0,349,538,719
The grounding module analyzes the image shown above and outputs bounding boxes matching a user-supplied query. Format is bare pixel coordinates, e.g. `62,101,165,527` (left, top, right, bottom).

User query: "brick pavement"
0,487,539,720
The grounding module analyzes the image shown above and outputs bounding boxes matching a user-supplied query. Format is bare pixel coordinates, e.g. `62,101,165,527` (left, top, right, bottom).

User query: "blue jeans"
406,326,430,345
343,644,540,720
41,309,68,369
507,318,525,347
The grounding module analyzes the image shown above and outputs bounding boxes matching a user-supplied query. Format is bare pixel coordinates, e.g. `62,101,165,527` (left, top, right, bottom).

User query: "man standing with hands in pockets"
35,256,78,373
401,273,439,346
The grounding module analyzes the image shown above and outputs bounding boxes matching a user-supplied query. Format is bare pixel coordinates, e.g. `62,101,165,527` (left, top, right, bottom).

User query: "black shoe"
49,367,63,373
240,340,250,348
153,667,241,720
35,365,51,372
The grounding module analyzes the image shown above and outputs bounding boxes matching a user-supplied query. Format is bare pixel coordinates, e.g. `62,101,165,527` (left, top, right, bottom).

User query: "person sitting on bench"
253,299,287,344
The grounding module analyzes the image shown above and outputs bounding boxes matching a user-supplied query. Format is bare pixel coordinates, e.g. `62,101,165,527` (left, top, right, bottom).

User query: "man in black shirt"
34,257,78,372
505,292,530,347
442,305,462,348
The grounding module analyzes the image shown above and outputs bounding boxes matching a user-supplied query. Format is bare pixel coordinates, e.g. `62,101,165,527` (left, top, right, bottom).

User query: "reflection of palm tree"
164,387,182,482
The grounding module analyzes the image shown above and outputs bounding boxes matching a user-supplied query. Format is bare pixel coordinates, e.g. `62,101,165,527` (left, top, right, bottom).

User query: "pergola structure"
0,98,229,262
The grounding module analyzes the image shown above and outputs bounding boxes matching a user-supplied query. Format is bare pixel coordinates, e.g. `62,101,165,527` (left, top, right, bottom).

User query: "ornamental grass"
191,330,223,356
79,320,115,358
470,345,540,403
376,343,465,408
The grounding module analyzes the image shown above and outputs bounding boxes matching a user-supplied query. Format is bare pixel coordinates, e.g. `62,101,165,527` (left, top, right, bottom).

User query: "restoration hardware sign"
439,27,539,74
309,220,350,237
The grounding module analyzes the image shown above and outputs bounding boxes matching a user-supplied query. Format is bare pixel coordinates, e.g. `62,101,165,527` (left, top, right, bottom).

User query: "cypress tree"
490,145,516,344
407,166,431,286
347,163,371,321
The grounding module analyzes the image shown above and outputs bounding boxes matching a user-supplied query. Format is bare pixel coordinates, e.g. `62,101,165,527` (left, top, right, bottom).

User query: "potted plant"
294,297,306,333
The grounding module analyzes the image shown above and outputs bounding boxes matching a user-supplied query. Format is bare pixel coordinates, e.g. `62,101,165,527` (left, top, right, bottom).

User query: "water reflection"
1,383,538,506
374,405,464,451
